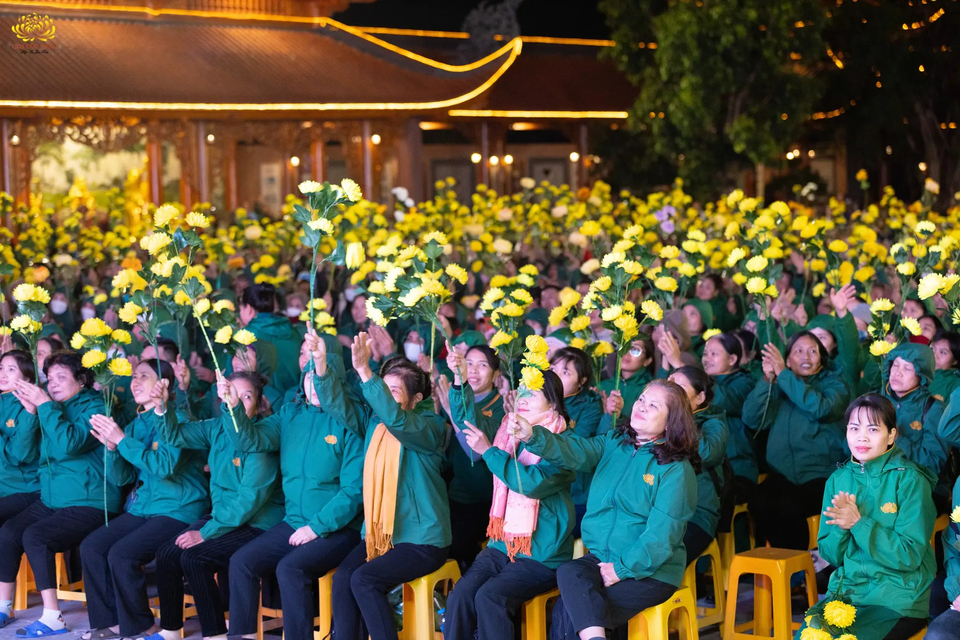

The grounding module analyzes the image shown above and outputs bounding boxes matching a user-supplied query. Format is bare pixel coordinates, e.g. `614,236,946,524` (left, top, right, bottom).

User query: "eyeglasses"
629,348,644,357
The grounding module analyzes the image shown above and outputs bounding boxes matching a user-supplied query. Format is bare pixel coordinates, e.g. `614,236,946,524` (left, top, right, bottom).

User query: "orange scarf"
363,423,402,561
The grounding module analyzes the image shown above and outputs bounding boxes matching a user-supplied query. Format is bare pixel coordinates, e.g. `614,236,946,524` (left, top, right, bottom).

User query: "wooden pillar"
480,121,490,185
223,135,238,212
196,121,209,205
0,119,11,199
396,118,424,201
146,135,163,204
361,120,373,199
15,144,29,205
578,122,589,186
310,136,325,183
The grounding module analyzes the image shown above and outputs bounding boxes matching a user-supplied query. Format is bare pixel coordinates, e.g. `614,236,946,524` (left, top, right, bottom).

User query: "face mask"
285,307,303,318
403,342,422,362
50,300,68,315
38,369,47,384
80,307,96,321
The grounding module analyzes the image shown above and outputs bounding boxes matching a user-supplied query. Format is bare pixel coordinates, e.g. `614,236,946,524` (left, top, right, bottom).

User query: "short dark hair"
845,393,898,439
922,313,944,335
138,358,175,388
538,369,569,424
43,351,95,388
155,338,179,361
380,356,432,401
241,283,277,314
784,330,829,364
704,274,724,292
616,379,701,470
1,349,36,381
465,345,500,371
933,331,960,368
227,371,268,417
551,347,593,388
709,332,743,368
734,329,757,357
672,365,715,406
39,335,64,352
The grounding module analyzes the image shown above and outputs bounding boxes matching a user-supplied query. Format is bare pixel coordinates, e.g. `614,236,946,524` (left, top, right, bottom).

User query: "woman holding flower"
926,478,960,640
796,394,934,640
0,351,122,636
0,350,40,533
930,331,960,402
744,331,850,550
511,379,699,640
79,359,210,640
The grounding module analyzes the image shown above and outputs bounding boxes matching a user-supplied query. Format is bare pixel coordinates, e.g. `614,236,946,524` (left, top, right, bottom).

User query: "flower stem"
195,311,240,433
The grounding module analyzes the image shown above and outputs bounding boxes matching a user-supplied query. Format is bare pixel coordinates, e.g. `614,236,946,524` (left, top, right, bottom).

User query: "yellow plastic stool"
55,552,86,603
312,569,336,640
401,559,460,640
573,539,586,559
932,514,949,550
907,627,926,640
257,594,284,640
806,515,821,550
520,588,559,640
719,503,755,590
682,539,725,632
14,556,35,611
723,548,817,640
148,594,197,639
627,586,699,640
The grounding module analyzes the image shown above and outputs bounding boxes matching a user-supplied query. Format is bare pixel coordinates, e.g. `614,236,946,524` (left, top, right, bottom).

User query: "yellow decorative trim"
358,27,469,39
448,109,629,119
0,38,522,112
496,34,615,46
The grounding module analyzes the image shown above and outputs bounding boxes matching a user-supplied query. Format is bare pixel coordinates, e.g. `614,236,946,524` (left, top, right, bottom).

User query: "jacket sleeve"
222,404,282,453
449,385,501,440
115,412,184,480
777,371,849,422
482,446,574,500
199,453,279,540
0,406,40,467
307,425,365,537
360,376,443,454
944,481,960,602
161,409,213,451
849,469,935,573
742,381,780,433
938,386,960,450
105,449,138,486
699,414,729,469
833,313,862,391
572,395,604,439
916,400,948,477
524,426,606,473
613,461,697,580
316,363,368,440
816,473,851,567
37,400,100,460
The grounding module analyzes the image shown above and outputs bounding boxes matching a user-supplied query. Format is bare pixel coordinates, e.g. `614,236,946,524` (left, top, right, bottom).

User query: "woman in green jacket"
744,331,850,550
929,330,960,403
330,333,452,640
444,370,574,640
79,359,210,640
669,366,728,564
513,379,699,640
444,343,505,568
598,336,654,423
702,332,758,500
223,332,365,640
0,351,122,636
796,394,934,640
925,476,960,640
0,350,40,529
144,371,284,640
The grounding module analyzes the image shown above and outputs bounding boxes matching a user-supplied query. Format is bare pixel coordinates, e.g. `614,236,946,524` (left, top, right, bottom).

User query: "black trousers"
926,609,960,640
572,504,587,539
80,513,189,635
682,522,714,568
332,541,448,640
228,522,360,640
0,492,40,526
0,500,109,590
549,554,676,640
448,500,491,570
154,517,262,637
444,546,557,640
749,473,827,550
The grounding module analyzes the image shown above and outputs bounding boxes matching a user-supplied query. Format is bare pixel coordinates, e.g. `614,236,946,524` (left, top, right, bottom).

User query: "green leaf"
292,204,314,224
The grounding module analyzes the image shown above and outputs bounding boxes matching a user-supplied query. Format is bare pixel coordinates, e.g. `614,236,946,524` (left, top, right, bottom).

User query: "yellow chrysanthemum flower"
499,302,525,317
521,366,545,392
580,258,600,275
659,246,680,260
570,337,587,349
916,220,936,235
640,300,663,322
111,330,132,345
828,239,849,253
118,302,143,325
70,333,86,350
80,318,113,338
601,306,622,322
185,211,211,228
233,329,257,346
570,316,592,333
896,262,916,276
746,256,768,273
559,288,581,308
870,298,894,313
524,352,550,371
194,299,211,316
590,276,612,293
108,358,132,377
525,335,549,354
13,283,51,304
213,300,235,314
917,273,943,300
592,341,614,356
823,601,856,629
308,218,334,235
82,350,107,369
140,233,172,255
490,330,515,350
298,180,322,194
214,326,234,344
870,340,895,357
901,317,922,336
345,242,366,270
10,316,41,334
399,287,427,306
726,247,746,267
422,231,448,245
800,628,833,640
153,204,179,228
519,264,539,277
746,277,768,295
548,306,569,328
341,178,363,202
173,290,192,306
654,277,678,293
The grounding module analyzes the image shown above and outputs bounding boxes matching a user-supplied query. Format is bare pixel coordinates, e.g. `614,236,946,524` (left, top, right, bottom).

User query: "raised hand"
173,355,191,392
14,380,50,411
446,341,466,384
352,333,374,381
657,331,683,370
303,330,327,376
507,412,533,442
604,390,624,416
462,421,492,455
830,284,857,318
761,343,786,378
149,378,170,413
434,375,452,418
217,375,240,409
824,491,860,530
89,414,124,450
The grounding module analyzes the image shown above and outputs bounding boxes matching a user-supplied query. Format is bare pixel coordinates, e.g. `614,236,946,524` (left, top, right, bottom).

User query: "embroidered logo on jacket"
325,435,337,445
643,474,654,485
934,394,944,402
233,457,241,467
5,419,14,428
910,421,922,431
482,410,493,418
152,441,159,451
881,502,898,514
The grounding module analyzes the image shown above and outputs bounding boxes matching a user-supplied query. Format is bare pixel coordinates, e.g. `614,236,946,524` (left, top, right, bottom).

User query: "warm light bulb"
371,134,381,145
490,156,500,166
918,162,927,172
569,152,580,162
808,150,816,158
9,134,20,146
503,154,514,165
471,153,482,164
206,133,215,143
290,156,300,167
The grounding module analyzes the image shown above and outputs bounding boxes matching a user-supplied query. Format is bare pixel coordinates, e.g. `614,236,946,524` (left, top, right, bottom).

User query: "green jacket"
245,312,303,393
939,384,960,451
691,407,727,537
447,385,505,505
598,371,652,425
37,389,123,511
481,441,575,568
525,428,697,587
808,313,861,394
0,391,40,497
817,446,936,619
930,368,960,404
334,374,452,548
742,368,850,485
162,413,284,539
566,388,604,507
712,370,759,482
881,343,948,478
222,380,365,537
107,408,210,524
943,476,960,603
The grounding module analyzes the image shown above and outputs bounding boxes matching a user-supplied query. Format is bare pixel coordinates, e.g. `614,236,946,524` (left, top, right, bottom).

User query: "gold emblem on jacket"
233,457,241,467
325,435,337,445
5,419,14,428
881,502,898,514
643,474,654,486
910,421,922,431
152,441,159,451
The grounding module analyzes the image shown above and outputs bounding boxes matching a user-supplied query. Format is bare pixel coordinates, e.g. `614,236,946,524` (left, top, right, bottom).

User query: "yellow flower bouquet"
10,283,50,382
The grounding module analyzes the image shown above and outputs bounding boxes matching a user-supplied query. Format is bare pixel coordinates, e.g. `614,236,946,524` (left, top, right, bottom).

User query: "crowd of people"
0,177,958,640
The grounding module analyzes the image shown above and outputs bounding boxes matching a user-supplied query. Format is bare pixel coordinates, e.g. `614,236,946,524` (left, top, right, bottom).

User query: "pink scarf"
487,409,567,560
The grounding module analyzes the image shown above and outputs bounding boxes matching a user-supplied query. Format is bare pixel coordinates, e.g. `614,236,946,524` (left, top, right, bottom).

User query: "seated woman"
78,360,210,640
668,366,728,564
744,331,850,550
0,350,41,527
444,370,574,640
796,394,935,640
443,343,506,569
513,379,700,640
34,336,64,386
926,476,960,640
930,331,960,403
702,333,757,501
329,333,451,640
224,332,365,640
0,352,122,636
598,336,654,422
143,372,284,640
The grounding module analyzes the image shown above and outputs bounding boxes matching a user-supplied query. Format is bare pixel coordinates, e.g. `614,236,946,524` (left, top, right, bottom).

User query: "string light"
471,153,482,164
569,152,580,162
290,156,300,167
371,134,381,145
206,133,215,143
503,154,514,165
489,155,499,166
919,162,928,172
